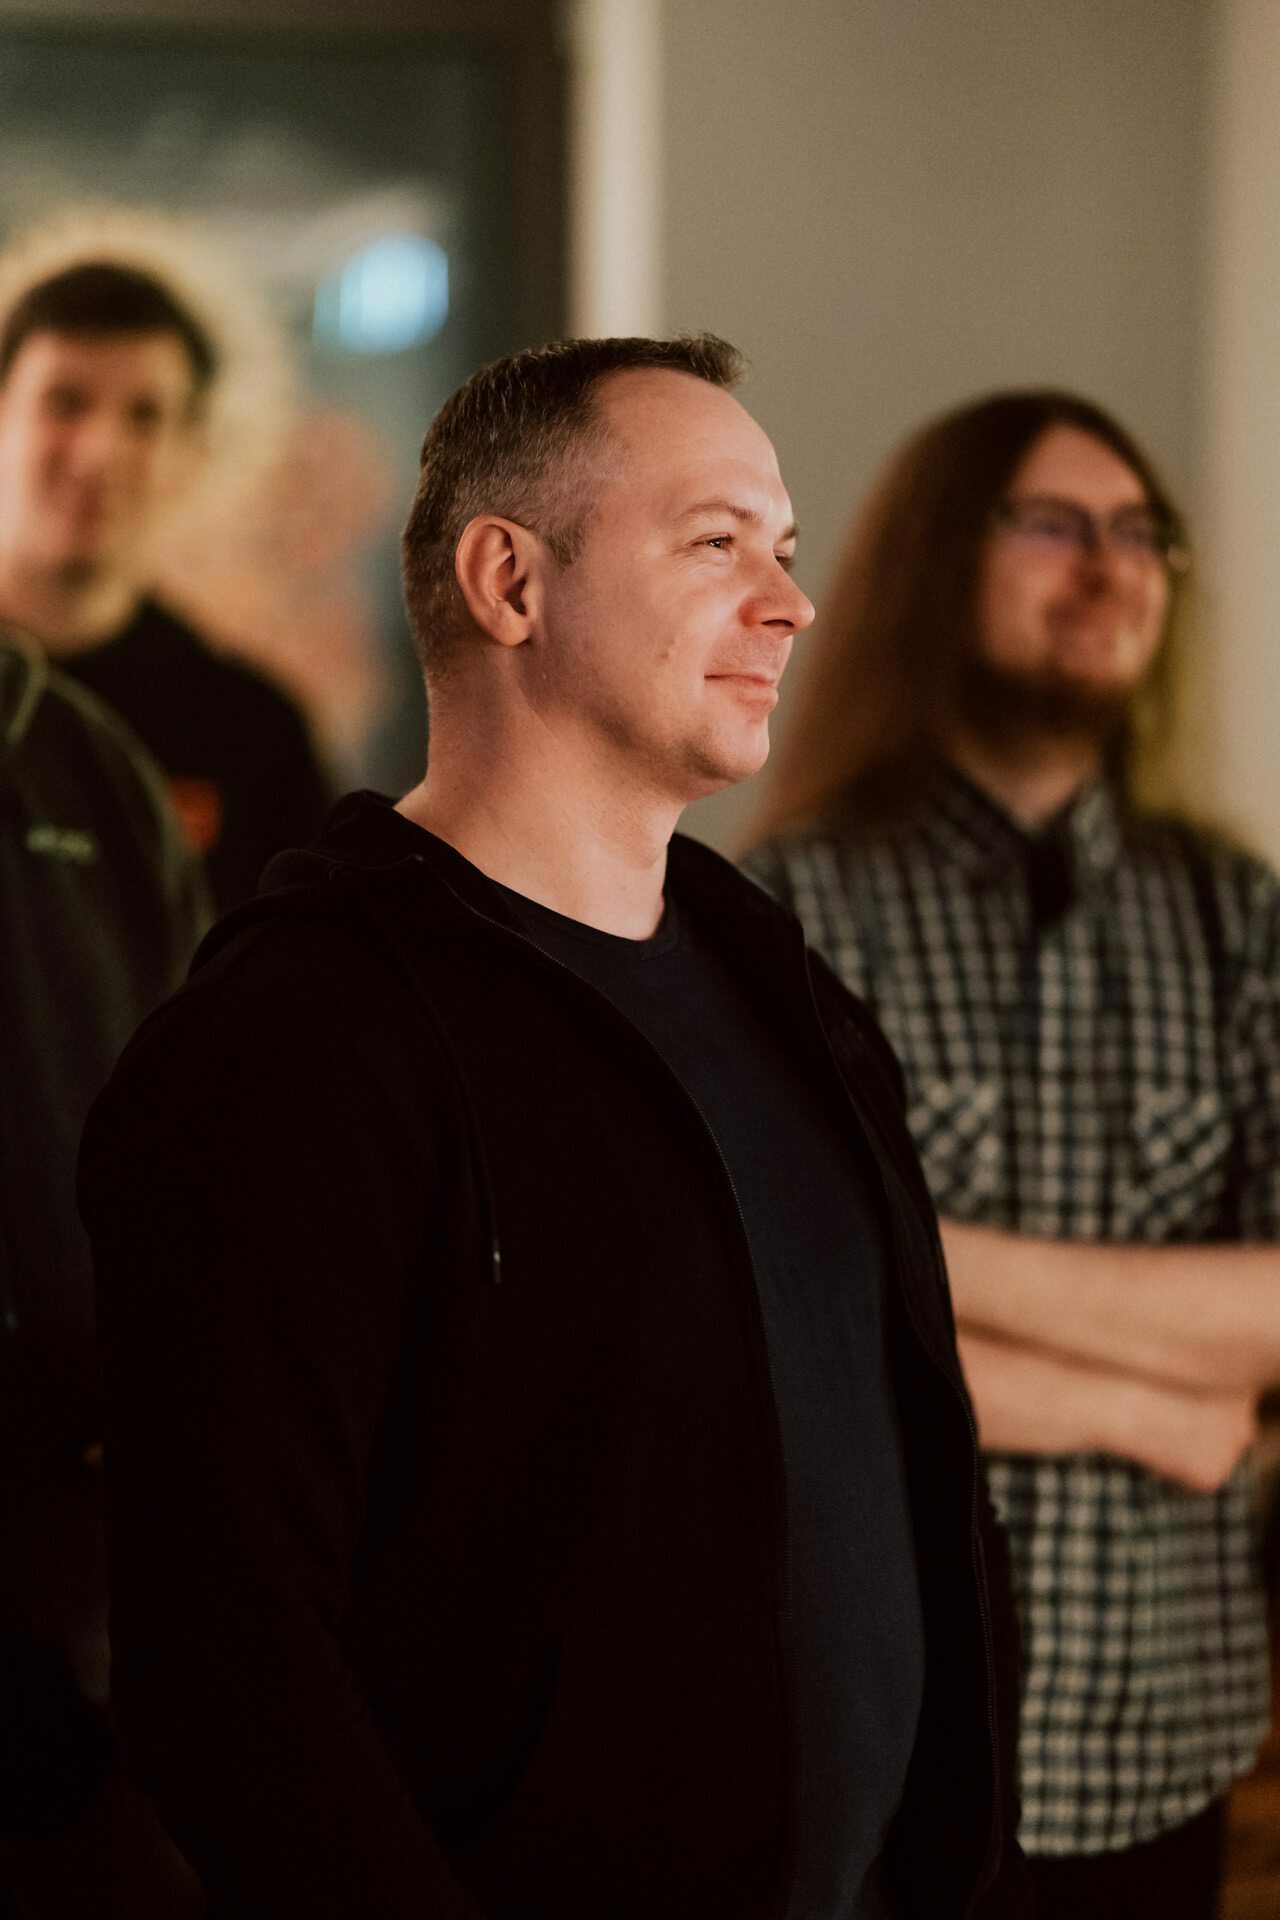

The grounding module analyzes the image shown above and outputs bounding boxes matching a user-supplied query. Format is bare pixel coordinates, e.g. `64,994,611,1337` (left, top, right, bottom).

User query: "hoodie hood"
0,633,51,763
194,787,797,983
260,789,449,894
190,790,513,979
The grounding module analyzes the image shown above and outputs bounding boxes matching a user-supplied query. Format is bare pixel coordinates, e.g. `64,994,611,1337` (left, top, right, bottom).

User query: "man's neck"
397,721,679,941
0,557,141,657
943,727,1104,831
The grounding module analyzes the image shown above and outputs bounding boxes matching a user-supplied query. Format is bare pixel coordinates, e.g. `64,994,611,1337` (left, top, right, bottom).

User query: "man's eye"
1112,517,1163,553
44,388,89,420
1025,510,1078,540
701,534,733,551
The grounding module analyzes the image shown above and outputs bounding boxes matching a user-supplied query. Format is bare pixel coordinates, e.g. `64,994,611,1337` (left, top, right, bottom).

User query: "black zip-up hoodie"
81,792,1028,1919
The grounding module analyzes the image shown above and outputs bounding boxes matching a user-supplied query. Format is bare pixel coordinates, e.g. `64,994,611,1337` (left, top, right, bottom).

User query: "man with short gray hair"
83,335,1028,1918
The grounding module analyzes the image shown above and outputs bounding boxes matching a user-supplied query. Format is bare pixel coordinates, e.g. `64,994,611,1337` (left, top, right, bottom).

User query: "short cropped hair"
401,332,743,674
0,260,218,398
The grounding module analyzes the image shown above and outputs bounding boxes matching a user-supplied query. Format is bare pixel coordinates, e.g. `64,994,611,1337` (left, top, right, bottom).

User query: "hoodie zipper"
395,868,801,1920
328,862,505,1289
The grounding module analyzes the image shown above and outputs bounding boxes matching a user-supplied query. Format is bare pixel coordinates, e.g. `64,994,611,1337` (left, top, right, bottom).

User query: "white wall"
654,0,1212,851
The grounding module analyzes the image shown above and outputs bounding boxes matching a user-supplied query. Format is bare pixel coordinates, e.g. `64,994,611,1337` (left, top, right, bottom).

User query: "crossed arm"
942,1222,1280,1491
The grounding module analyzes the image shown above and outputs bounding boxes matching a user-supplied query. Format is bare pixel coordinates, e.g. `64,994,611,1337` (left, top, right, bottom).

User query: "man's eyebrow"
678,497,799,542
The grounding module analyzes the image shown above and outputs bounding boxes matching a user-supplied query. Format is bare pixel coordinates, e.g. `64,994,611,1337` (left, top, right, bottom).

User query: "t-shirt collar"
921,763,1123,896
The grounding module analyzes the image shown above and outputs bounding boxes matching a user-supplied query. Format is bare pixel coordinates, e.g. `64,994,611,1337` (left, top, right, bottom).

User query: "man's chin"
669,732,770,808
709,723,772,789
35,532,120,583
54,556,110,588
956,658,1136,746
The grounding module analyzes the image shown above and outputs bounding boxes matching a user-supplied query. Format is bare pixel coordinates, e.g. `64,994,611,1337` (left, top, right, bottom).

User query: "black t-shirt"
59,599,332,915
499,881,925,1920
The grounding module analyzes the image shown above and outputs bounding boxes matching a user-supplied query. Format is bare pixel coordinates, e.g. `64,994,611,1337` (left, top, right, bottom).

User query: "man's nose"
761,566,816,632
63,410,131,472
793,583,816,631
1063,522,1124,593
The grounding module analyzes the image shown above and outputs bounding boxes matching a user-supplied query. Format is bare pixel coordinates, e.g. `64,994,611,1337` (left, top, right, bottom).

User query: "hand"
1123,1381,1258,1493
957,1328,1259,1490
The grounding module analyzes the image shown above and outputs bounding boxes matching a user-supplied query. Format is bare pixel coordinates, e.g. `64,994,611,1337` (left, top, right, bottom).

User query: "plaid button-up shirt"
745,770,1277,1856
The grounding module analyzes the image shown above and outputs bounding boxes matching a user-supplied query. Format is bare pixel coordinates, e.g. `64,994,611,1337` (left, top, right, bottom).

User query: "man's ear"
454,515,547,649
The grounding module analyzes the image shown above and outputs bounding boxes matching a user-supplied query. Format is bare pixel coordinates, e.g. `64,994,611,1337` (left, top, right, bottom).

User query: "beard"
953,651,1138,752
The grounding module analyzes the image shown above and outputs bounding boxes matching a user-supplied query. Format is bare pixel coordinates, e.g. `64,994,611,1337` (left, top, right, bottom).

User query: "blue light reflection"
314,233,449,354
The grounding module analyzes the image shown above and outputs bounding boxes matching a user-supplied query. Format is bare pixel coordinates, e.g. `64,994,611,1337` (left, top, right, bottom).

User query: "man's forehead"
1015,424,1148,502
593,368,788,506
595,366,765,450
10,326,196,392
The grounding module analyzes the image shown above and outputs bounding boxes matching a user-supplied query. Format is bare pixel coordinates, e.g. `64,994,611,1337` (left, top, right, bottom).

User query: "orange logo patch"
168,777,223,855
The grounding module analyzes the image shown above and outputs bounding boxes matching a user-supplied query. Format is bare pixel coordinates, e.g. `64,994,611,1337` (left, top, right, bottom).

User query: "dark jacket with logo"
80,792,1028,1919
0,638,204,1831
0,639,203,1623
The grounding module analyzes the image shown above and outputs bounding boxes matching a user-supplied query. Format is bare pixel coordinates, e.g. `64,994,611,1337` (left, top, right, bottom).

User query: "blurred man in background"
0,634,206,1916
746,389,1280,1919
0,249,331,912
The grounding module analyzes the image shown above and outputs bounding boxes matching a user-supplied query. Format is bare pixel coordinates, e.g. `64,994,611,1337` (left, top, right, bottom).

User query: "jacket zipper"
333,862,505,1288
427,885,801,1920
357,852,1000,1915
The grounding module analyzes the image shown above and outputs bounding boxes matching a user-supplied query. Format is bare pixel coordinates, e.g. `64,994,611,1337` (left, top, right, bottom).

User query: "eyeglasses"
991,495,1190,575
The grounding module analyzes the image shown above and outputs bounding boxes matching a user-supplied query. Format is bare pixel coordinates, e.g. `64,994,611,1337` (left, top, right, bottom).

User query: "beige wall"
1201,0,1280,864
658,0,1212,852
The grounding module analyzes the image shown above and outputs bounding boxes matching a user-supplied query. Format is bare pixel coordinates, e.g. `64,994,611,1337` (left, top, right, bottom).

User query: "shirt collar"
920,763,1123,894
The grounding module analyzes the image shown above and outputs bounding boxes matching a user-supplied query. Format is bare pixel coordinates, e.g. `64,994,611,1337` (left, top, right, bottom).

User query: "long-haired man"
746,390,1280,1920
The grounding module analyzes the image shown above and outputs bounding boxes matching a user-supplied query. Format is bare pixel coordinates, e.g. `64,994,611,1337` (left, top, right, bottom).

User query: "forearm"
944,1220,1280,1393
957,1330,1257,1491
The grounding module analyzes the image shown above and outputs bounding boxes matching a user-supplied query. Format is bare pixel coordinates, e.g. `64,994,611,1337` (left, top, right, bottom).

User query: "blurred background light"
314,232,449,356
